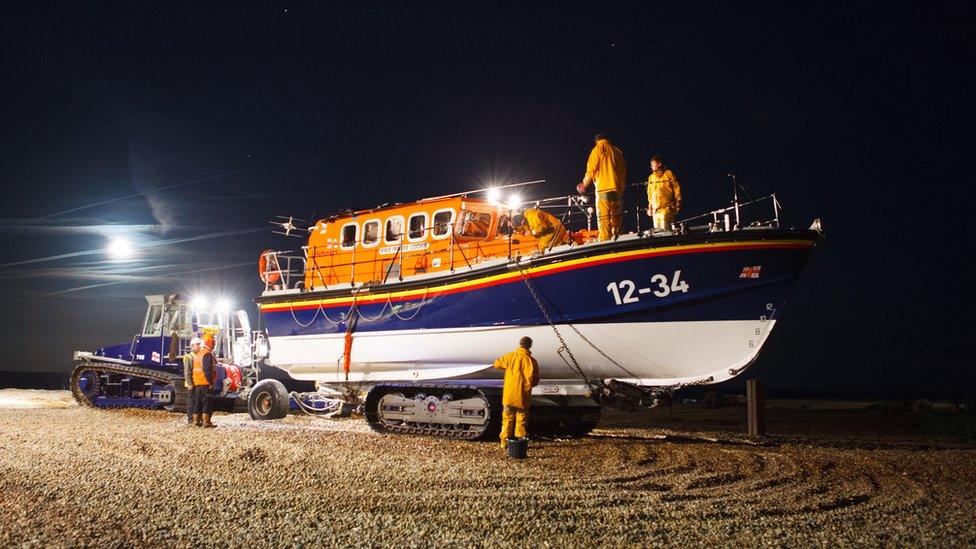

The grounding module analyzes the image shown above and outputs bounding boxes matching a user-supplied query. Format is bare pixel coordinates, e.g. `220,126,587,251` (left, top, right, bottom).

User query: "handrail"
675,194,781,227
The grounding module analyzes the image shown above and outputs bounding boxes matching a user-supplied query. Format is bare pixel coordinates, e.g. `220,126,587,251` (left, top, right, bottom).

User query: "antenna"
270,215,308,238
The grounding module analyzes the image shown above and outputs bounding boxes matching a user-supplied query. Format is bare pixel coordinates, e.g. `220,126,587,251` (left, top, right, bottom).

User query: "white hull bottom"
268,319,778,389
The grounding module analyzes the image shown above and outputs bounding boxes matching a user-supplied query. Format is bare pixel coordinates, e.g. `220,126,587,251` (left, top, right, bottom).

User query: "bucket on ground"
506,437,528,459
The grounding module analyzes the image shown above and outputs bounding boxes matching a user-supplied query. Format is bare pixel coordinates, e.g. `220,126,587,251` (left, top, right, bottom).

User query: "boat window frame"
454,209,494,240
361,218,381,248
384,215,405,245
339,221,359,250
431,208,455,240
407,212,429,243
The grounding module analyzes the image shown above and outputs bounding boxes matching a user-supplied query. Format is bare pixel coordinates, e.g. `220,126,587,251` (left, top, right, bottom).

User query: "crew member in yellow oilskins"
646,155,682,231
576,134,627,241
492,336,540,449
517,208,569,252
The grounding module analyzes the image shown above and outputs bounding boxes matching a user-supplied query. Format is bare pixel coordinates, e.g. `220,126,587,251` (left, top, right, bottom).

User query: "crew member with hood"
576,134,627,241
492,336,540,449
518,208,569,252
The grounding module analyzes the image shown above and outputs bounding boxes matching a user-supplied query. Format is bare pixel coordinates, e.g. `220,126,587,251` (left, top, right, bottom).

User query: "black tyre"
248,379,290,420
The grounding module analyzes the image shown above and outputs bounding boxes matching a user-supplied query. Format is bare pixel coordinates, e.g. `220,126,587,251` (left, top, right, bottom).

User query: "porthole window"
431,209,455,239
385,216,404,244
340,223,358,249
408,213,428,241
362,219,380,247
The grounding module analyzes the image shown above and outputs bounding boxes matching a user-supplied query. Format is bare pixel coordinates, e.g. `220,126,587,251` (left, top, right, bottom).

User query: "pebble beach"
1,389,974,546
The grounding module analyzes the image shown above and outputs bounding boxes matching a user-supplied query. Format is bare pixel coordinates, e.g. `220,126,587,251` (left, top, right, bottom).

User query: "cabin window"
362,219,380,247
407,213,428,242
431,209,455,239
340,222,358,249
143,305,163,336
455,210,492,238
385,216,404,244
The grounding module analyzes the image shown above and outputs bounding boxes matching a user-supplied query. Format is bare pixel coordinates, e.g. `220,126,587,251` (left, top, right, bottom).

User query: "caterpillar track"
363,384,603,440
71,362,187,411
364,384,503,440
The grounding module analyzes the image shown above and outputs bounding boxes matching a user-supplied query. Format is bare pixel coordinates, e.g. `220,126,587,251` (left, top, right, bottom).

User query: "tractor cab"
85,294,255,371
72,293,262,411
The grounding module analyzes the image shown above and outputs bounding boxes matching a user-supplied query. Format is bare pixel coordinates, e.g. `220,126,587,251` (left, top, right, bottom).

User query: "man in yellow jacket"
493,336,540,449
576,134,627,241
646,155,682,231
519,208,569,252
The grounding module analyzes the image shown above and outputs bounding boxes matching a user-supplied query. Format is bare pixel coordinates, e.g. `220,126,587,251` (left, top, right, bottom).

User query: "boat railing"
263,181,795,295
261,251,307,292
675,193,784,233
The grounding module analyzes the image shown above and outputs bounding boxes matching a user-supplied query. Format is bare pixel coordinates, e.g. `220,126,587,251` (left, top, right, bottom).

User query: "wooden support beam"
747,378,765,438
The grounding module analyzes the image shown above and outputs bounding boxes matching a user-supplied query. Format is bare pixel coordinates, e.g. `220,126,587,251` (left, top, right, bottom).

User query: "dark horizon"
1,3,972,393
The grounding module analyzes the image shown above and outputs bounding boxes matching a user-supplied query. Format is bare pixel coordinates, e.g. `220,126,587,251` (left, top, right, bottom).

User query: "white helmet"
190,337,203,346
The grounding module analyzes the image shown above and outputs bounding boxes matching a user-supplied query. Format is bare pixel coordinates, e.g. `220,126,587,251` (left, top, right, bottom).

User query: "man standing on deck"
493,336,540,449
191,334,217,428
182,337,202,425
646,155,682,231
576,134,627,241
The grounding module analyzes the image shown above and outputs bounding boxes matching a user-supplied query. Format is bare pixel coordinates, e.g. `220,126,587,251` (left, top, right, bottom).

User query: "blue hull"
256,230,819,386
260,230,817,336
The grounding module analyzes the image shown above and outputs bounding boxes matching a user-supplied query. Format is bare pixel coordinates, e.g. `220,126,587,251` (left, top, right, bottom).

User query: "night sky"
1,2,972,393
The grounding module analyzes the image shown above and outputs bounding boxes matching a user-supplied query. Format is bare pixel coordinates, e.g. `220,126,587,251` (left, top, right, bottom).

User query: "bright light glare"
216,300,231,312
486,188,502,203
506,195,522,210
191,297,208,311
106,238,134,260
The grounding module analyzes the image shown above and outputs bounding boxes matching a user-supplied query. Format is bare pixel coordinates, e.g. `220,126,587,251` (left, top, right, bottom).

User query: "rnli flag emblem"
151,351,161,363
740,265,762,279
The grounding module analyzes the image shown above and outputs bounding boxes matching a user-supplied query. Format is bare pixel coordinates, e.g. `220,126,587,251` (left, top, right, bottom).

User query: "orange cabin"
302,196,555,288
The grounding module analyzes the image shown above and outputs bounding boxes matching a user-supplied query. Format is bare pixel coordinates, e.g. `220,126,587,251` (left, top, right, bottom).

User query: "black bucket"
506,437,528,459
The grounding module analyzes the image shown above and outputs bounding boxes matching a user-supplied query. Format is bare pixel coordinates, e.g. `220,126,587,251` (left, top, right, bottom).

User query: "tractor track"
70,362,187,411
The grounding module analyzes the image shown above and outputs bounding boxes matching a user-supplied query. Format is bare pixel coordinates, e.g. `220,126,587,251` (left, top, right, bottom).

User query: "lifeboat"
252,182,822,438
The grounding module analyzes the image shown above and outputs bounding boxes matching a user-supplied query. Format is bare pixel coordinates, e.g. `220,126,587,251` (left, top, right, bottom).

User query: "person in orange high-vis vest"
182,337,202,426
191,335,217,428
492,336,540,449
576,134,627,241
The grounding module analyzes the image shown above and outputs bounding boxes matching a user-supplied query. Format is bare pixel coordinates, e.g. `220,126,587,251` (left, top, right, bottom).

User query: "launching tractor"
70,294,262,412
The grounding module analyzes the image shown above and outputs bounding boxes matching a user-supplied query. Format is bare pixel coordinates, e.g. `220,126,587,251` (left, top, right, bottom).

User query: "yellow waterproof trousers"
652,208,675,231
500,406,528,448
597,192,622,241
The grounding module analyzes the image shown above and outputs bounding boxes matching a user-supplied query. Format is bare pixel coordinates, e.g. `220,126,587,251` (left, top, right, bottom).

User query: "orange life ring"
258,249,281,285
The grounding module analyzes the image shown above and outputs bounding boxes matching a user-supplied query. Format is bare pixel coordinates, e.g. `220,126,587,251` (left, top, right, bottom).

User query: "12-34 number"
607,270,689,305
